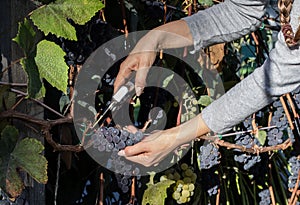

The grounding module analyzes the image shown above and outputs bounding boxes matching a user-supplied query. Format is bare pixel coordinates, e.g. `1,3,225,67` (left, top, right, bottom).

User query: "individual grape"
172,191,180,200
117,141,126,150
98,144,106,152
113,135,120,143
180,163,189,171
188,183,195,191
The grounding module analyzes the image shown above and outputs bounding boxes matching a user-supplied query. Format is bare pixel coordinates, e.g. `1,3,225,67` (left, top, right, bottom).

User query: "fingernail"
135,86,143,96
118,150,125,156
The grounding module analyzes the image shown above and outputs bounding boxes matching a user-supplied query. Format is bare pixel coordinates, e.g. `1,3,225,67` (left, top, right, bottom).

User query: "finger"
114,60,136,93
135,66,150,96
124,125,138,133
118,142,147,157
123,154,153,167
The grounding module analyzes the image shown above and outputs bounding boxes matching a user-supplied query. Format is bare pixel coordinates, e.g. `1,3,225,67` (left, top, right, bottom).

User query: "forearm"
131,20,193,53
170,114,211,146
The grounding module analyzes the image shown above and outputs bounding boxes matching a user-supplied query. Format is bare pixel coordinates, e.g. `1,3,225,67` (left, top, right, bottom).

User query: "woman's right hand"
114,20,193,96
114,48,157,96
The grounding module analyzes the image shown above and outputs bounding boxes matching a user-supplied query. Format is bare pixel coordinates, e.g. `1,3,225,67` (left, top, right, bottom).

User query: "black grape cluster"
288,156,300,190
267,99,287,146
198,143,220,169
162,163,197,204
91,127,144,152
233,134,261,170
258,189,271,205
207,185,218,196
91,126,144,193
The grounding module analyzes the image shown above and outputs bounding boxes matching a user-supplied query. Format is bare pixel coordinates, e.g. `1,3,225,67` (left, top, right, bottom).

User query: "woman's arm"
183,0,268,50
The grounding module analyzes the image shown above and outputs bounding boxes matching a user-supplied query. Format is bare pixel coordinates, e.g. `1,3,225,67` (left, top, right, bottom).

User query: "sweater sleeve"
200,1,300,133
183,0,268,50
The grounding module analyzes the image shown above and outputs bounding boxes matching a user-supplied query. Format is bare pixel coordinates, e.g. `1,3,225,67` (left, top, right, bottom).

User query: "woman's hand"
114,50,157,96
114,20,193,96
118,129,179,167
118,114,211,167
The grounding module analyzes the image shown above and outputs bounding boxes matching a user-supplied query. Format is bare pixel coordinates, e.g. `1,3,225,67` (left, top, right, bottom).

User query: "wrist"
173,114,211,146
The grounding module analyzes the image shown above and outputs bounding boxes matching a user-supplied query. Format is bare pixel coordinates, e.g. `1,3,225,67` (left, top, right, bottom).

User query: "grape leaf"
12,138,48,184
256,130,267,146
35,40,68,93
0,86,16,111
198,0,213,6
0,126,47,198
12,18,36,57
142,172,175,205
0,126,21,198
30,0,104,40
20,58,45,99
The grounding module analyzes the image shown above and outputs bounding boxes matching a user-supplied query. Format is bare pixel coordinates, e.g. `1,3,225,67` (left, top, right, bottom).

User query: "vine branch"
198,134,292,154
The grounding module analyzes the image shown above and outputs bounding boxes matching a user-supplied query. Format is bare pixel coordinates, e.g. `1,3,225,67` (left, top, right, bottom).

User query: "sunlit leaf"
30,0,104,40
256,130,267,146
142,172,175,205
35,40,68,93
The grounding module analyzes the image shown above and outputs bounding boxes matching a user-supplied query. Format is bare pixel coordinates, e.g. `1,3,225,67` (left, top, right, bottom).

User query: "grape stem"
99,172,104,205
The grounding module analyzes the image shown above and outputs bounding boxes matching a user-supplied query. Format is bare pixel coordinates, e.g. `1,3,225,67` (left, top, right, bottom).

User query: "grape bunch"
288,156,300,190
233,134,261,170
91,127,144,152
258,189,271,205
270,100,288,131
198,143,220,169
162,163,197,204
90,126,145,193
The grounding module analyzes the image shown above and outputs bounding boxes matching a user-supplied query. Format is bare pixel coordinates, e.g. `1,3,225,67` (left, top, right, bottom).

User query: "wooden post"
0,0,45,204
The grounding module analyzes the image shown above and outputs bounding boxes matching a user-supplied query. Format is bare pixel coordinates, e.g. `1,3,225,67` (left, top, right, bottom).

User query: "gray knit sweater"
183,0,300,133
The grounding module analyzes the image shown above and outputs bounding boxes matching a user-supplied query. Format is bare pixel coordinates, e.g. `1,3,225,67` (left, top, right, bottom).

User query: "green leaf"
0,125,20,198
35,40,68,93
12,18,36,57
0,85,16,111
59,93,70,112
198,95,213,107
0,125,19,158
256,130,267,146
142,172,175,205
198,0,213,6
30,0,104,40
12,138,48,184
0,126,48,198
162,74,174,88
20,58,45,99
